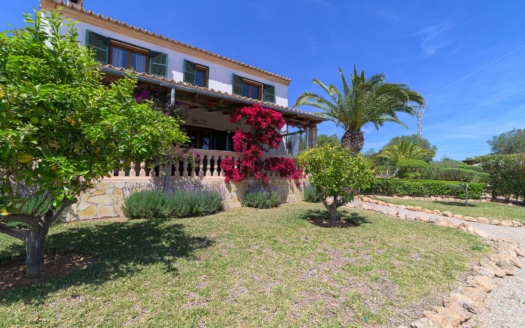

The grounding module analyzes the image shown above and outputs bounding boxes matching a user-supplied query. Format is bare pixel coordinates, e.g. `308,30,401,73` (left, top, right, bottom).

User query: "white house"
40,0,325,219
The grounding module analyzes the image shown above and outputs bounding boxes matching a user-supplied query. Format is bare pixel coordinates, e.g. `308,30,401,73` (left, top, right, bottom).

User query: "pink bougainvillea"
220,104,303,186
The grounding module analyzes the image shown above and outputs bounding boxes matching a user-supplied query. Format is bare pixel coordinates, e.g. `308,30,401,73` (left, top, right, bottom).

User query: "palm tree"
294,66,425,155
378,141,434,164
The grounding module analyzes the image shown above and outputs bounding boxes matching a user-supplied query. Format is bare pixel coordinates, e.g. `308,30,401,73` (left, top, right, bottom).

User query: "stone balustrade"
105,149,295,179
62,150,304,221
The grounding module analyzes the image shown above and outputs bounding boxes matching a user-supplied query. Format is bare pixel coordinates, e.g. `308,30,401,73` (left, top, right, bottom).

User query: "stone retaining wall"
61,177,306,221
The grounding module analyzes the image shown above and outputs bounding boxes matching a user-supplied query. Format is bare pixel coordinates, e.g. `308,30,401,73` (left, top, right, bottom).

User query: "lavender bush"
243,183,280,209
122,181,223,219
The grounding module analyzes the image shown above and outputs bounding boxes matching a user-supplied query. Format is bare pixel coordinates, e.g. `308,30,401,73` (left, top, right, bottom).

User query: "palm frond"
293,67,425,153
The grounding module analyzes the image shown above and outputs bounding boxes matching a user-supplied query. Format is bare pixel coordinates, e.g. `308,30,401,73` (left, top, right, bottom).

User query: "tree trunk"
23,213,52,277
341,128,364,156
321,197,340,227
329,206,338,226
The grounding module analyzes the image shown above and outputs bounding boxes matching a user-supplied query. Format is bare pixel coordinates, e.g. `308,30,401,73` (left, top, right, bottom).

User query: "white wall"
75,22,289,107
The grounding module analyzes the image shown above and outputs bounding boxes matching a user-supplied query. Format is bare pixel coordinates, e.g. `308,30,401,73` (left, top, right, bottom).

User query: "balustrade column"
129,162,136,177
183,161,189,177
206,155,212,177
118,161,126,177
213,156,219,177
139,161,146,176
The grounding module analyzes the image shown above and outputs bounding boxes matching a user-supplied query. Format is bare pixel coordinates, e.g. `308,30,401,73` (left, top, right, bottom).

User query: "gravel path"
345,199,525,328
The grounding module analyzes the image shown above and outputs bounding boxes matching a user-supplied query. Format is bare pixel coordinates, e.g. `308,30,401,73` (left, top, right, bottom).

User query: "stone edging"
358,196,524,228
347,196,524,328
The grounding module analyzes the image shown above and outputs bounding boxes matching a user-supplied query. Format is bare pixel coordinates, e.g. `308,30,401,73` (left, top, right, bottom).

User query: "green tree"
296,145,373,226
317,133,340,147
0,11,188,276
294,67,424,155
477,154,525,201
380,134,436,163
487,128,525,154
379,141,434,164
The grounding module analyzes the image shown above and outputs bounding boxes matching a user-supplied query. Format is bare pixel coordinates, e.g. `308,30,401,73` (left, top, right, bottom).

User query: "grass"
372,196,525,221
0,202,490,327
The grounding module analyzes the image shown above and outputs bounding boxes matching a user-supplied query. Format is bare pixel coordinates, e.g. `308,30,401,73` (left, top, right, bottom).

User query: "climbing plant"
220,104,303,186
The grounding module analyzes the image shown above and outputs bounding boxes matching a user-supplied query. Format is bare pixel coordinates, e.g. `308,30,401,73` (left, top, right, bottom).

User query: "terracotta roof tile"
40,0,291,84
101,65,325,123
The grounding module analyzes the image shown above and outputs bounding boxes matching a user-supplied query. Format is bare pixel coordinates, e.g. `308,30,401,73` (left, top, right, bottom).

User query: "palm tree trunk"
341,128,364,156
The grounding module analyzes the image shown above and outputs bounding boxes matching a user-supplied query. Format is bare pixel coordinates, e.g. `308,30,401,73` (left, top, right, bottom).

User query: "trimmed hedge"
362,178,486,199
425,166,489,183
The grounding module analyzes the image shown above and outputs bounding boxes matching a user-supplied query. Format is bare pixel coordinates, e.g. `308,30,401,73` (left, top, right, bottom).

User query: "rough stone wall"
62,177,306,221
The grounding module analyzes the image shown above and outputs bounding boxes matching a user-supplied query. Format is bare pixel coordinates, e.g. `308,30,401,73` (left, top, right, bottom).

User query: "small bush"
122,190,173,219
304,185,323,202
122,182,224,219
187,190,224,217
244,185,280,209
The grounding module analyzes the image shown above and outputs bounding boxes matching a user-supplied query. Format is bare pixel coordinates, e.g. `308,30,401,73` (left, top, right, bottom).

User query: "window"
184,60,209,87
85,30,168,77
110,40,148,73
242,80,262,99
185,126,213,150
232,74,275,103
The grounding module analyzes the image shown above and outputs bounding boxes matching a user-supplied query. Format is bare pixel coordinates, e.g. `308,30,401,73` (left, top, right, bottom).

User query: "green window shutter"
183,59,196,84
85,30,109,64
263,84,275,103
232,74,243,95
149,51,168,77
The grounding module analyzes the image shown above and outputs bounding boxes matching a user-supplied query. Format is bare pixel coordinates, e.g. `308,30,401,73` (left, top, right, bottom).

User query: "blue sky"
2,0,525,160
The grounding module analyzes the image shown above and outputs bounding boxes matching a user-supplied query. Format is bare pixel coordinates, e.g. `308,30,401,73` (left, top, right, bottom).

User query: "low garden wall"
61,176,306,221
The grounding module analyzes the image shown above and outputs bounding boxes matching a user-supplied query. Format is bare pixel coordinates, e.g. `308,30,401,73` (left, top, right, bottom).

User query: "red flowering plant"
220,104,303,186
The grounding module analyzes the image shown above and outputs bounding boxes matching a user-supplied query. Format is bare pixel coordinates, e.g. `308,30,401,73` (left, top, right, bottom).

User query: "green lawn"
372,197,525,221
0,202,490,327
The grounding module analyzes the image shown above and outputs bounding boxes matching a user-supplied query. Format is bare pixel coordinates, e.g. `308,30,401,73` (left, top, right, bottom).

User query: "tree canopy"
317,133,340,147
378,135,436,164
487,128,525,154
379,141,434,164
296,145,373,225
294,67,424,155
0,11,188,275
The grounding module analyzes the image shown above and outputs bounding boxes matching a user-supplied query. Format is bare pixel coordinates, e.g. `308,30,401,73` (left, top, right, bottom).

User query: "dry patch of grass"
0,202,490,327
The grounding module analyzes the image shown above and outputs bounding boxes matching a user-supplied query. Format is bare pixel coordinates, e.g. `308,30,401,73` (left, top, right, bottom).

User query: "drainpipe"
170,88,176,107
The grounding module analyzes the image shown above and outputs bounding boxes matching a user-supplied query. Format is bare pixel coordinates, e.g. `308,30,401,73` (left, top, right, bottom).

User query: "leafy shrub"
363,178,486,199
243,184,280,209
396,159,429,179
122,182,223,219
477,154,525,201
303,184,323,202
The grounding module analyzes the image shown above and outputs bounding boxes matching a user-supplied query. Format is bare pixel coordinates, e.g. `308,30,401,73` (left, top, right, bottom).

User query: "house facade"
40,0,325,220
